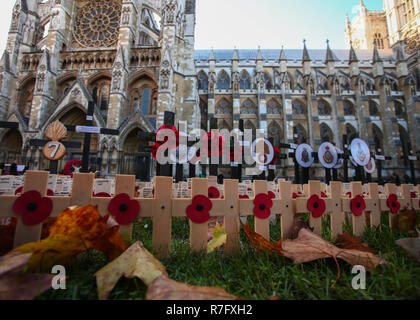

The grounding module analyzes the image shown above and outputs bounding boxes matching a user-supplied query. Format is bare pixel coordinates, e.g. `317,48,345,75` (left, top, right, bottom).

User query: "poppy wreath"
186,195,212,224
108,193,140,225
268,191,276,199
253,193,273,219
208,187,220,199
201,131,226,157
12,190,53,226
350,195,366,217
386,194,401,214
270,147,282,165
307,194,326,219
64,159,83,177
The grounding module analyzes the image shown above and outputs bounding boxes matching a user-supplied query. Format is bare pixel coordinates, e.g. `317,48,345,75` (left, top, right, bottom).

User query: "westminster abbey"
0,0,419,180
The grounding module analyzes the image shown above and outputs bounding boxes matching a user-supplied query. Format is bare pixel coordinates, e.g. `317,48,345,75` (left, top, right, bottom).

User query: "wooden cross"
295,180,343,237
341,182,380,236
377,184,408,231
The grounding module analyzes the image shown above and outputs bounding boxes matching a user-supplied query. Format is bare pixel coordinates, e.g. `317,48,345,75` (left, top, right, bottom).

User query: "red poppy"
156,125,179,149
268,191,276,199
201,131,226,157
292,192,298,199
12,190,53,226
208,187,220,199
350,195,366,217
307,194,326,219
270,147,282,165
64,159,83,177
186,195,212,224
151,142,161,160
14,187,23,195
411,192,417,199
93,192,112,198
321,192,328,198
346,192,352,198
253,193,273,219
239,194,249,199
108,193,140,225
387,194,400,214
47,189,54,196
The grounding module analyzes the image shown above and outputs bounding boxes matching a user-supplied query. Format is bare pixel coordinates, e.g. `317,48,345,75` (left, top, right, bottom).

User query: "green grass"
38,213,420,300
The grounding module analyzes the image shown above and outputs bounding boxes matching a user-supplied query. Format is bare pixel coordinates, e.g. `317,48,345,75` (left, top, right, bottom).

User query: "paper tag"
0,177,12,189
269,165,276,170
47,175,57,193
231,162,239,167
239,141,250,147
239,184,247,195
95,179,112,195
142,187,154,199
343,183,351,194
375,155,385,161
408,156,417,161
290,143,298,150
259,166,267,171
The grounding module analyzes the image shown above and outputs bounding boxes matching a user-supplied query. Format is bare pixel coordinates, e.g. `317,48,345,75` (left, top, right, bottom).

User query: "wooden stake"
190,178,209,253
254,180,269,240
115,175,136,239
224,179,240,254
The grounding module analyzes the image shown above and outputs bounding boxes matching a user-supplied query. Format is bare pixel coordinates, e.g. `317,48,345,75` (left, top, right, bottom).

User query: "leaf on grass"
291,217,314,239
146,275,239,300
240,221,283,254
283,229,388,277
398,209,418,232
336,231,375,254
396,229,420,263
207,223,227,254
95,241,168,300
10,205,126,272
0,252,54,300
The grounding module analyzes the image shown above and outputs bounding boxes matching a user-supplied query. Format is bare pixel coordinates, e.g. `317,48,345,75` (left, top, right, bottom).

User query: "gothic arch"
216,97,232,115
318,99,332,116
293,124,307,144
369,100,380,117
17,76,36,120
267,98,282,116
371,123,384,152
0,128,23,164
240,98,257,115
320,123,333,142
345,123,358,141
128,69,159,86
217,70,230,90
197,70,208,90
239,70,251,90
292,99,307,115
343,100,356,116
268,121,282,146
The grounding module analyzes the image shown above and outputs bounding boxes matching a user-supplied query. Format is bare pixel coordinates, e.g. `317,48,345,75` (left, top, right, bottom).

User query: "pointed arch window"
374,33,384,49
346,124,358,141
268,123,282,148
141,88,151,115
264,73,272,90
216,99,232,115
343,101,356,116
92,81,111,119
318,101,331,116
267,100,281,115
217,72,230,90
198,72,208,90
292,100,305,115
239,72,251,89
395,101,406,118
241,100,257,115
320,124,333,142
293,125,307,144
369,100,380,116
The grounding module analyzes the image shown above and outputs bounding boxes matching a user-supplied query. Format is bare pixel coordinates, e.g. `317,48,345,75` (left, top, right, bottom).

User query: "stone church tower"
0,0,199,178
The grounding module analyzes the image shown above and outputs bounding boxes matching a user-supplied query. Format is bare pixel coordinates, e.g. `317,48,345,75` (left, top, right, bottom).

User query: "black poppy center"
259,204,266,210
209,193,214,198
196,204,204,212
313,202,319,209
26,202,38,212
119,204,129,212
392,202,397,207
356,202,361,208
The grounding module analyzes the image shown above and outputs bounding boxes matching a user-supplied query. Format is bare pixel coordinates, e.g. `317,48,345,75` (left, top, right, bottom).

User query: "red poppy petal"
208,187,220,199
14,187,23,195
21,197,53,226
293,193,297,199
186,204,210,224
268,191,276,199
114,200,141,225
12,191,42,216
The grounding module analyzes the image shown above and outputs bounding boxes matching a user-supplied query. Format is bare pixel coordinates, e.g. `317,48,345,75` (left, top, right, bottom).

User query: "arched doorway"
0,129,23,164
120,127,151,181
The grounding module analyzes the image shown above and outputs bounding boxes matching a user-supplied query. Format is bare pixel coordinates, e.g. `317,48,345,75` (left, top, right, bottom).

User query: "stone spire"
302,39,311,62
360,0,366,14
349,41,359,64
256,46,263,72
232,47,239,61
279,46,287,73
372,43,384,77
279,45,286,62
256,46,263,61
395,44,408,77
209,47,215,61
325,39,337,63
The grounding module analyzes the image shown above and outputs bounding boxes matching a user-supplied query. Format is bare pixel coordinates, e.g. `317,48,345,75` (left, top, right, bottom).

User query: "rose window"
73,0,122,48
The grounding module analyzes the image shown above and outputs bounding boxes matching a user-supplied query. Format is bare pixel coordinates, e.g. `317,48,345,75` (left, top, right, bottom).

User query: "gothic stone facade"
0,0,419,180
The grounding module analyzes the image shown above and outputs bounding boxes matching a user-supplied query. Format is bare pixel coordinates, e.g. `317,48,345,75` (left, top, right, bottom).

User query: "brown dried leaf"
146,275,239,300
291,217,314,239
240,221,283,254
283,228,388,273
398,209,418,232
336,231,376,254
396,229,420,263
95,241,168,300
0,252,54,300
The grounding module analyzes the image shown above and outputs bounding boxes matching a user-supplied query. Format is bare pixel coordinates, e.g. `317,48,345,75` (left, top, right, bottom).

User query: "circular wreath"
64,160,83,177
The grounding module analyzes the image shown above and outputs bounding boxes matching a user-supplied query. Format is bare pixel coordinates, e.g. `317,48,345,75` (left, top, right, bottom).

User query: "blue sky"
195,0,384,49
0,0,384,53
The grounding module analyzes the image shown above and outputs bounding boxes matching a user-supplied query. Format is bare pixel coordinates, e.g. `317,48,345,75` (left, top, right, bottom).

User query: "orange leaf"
240,221,283,254
10,205,127,272
336,231,376,254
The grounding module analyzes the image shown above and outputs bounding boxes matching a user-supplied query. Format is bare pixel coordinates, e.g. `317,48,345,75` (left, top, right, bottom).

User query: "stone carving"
71,88,80,99
160,68,170,90
208,72,216,93
11,4,20,31
122,6,131,25
232,72,239,92
112,70,123,91
73,0,122,48
163,0,177,24
36,65,47,93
